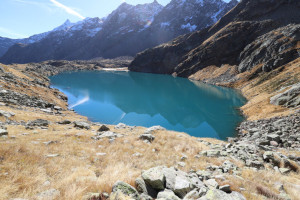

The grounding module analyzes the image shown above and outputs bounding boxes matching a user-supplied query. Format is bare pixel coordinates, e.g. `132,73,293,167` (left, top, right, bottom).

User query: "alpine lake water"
50,71,247,140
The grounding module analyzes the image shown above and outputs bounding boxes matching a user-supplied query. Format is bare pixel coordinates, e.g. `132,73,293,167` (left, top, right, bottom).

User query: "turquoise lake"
50,71,246,140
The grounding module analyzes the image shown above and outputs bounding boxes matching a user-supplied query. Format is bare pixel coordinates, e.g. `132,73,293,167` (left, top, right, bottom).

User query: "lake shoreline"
0,61,299,199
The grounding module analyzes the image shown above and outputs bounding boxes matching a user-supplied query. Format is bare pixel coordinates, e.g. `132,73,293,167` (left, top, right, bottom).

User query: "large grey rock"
0,110,15,118
112,181,139,200
267,134,281,142
157,190,181,200
142,166,166,190
162,167,193,198
204,179,219,189
74,121,90,129
270,83,300,108
93,131,123,140
135,177,158,197
27,119,49,127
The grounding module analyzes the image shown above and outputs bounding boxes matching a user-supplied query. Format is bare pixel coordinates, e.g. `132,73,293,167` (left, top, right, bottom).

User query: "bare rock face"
129,0,300,78
238,24,300,73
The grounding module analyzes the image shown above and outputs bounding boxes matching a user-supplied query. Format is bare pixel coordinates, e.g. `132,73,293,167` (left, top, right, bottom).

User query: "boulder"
219,185,231,193
27,119,49,127
74,121,90,129
98,125,110,132
112,181,139,200
270,83,300,108
162,167,193,198
135,177,158,197
93,131,123,140
58,120,72,125
206,150,220,157
115,123,127,129
142,166,166,190
204,179,219,189
157,190,181,200
0,110,15,118
266,134,281,143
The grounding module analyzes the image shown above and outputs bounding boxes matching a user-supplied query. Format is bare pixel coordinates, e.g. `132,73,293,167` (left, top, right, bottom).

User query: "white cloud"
49,0,85,20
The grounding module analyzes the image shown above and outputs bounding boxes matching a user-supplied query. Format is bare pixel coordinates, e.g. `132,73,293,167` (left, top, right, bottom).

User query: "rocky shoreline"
0,61,299,200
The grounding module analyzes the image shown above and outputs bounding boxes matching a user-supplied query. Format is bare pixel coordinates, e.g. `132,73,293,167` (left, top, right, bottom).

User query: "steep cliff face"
129,0,300,78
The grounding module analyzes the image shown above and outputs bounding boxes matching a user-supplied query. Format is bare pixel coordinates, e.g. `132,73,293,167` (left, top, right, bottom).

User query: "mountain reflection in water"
50,71,246,140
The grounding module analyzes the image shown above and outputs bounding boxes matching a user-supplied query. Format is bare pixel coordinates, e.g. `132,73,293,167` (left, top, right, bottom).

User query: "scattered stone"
96,153,106,156
0,110,15,118
279,168,291,174
145,125,165,134
0,128,8,136
181,154,188,161
206,150,220,157
92,131,123,140
58,120,72,125
139,134,155,143
177,162,186,168
43,141,57,145
98,125,110,132
115,123,127,129
74,121,90,129
27,119,49,127
45,154,59,158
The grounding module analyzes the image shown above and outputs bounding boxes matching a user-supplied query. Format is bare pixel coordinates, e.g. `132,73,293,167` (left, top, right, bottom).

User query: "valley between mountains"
0,0,299,200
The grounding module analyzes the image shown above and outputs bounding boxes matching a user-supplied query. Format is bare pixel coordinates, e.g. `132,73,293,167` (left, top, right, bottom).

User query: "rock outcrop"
110,166,246,200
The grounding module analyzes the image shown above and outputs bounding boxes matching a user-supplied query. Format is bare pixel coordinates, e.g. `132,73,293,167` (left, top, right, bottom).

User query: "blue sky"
0,0,231,39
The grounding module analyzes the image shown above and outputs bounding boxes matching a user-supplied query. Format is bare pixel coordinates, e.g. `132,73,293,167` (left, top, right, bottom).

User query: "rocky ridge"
129,0,300,78
0,0,238,63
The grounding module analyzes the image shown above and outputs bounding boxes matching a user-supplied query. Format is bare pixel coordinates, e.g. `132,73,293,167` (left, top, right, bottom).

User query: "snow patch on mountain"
181,23,197,31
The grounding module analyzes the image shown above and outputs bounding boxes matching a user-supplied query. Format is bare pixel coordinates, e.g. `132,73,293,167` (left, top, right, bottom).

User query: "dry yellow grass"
0,63,299,199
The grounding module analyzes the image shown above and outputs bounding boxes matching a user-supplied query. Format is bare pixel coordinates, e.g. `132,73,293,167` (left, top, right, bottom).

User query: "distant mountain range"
0,0,238,64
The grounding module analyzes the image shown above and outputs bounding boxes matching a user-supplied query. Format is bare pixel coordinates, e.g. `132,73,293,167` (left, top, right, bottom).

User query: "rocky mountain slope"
0,0,237,64
0,32,49,57
130,0,300,76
